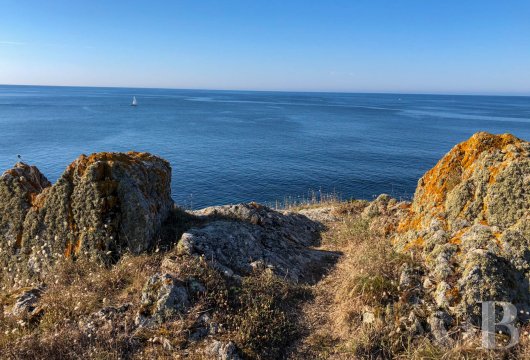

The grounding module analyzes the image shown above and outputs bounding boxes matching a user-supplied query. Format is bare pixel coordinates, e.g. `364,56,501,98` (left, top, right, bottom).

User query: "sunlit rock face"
178,203,333,283
0,152,172,284
394,132,530,318
0,162,51,249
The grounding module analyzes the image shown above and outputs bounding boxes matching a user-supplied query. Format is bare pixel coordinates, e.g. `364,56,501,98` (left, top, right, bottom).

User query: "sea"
1,85,529,209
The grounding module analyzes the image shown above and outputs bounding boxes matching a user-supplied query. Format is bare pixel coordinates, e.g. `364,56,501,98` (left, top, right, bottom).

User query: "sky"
0,0,529,94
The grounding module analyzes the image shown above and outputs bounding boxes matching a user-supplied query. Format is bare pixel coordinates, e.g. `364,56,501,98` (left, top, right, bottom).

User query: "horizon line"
1,82,530,98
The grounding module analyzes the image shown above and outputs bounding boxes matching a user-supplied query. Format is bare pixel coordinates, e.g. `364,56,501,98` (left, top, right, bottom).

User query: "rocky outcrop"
136,273,190,326
0,152,172,284
178,203,335,283
362,193,410,236
394,132,530,324
0,163,51,251
192,202,323,248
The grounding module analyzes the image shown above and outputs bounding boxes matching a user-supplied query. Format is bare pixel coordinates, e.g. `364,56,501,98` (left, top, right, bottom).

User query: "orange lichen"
417,133,519,206
398,202,410,210
383,222,396,236
64,240,73,258
66,151,159,179
488,151,515,185
397,211,422,232
493,232,503,249
30,192,47,210
74,234,84,255
403,236,424,251
396,133,524,235
445,287,460,303
449,236,461,245
64,235,84,258
449,227,468,246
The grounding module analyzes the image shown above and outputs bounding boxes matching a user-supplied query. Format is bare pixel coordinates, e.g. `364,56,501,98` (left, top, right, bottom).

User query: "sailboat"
131,96,137,106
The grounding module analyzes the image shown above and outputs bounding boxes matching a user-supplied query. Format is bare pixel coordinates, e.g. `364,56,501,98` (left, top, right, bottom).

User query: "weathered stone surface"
362,194,410,236
193,202,323,247
427,311,453,348
394,132,530,322
179,203,336,283
8,286,44,318
79,303,132,335
136,273,189,326
189,312,219,341
0,152,172,284
0,163,50,252
296,206,340,223
205,340,241,360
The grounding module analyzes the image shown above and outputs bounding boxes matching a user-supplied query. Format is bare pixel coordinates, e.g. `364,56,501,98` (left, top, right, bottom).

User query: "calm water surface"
1,85,529,208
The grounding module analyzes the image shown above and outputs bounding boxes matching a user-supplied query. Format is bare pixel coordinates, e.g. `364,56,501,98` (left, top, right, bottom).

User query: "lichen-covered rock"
193,202,323,247
0,163,50,252
427,311,453,348
79,303,131,335
136,273,189,326
0,152,172,285
179,203,336,283
8,286,44,318
394,132,530,323
296,206,340,223
362,194,410,236
204,340,241,360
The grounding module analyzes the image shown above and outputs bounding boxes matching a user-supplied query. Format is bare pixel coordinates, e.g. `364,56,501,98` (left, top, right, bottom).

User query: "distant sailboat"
131,96,137,106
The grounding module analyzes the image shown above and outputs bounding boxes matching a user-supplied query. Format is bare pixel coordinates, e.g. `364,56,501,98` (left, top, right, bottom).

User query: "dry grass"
294,205,530,360
0,253,162,359
296,213,414,358
0,246,310,359
2,200,529,359
274,189,343,211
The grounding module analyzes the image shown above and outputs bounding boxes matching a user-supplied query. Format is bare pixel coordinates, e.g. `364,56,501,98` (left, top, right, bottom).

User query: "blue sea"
1,85,529,209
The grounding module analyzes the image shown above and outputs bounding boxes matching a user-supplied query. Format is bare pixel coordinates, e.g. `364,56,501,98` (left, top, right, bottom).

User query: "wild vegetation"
1,132,529,359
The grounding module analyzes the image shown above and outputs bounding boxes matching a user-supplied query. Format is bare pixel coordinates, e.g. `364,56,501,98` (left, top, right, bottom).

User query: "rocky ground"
0,132,529,359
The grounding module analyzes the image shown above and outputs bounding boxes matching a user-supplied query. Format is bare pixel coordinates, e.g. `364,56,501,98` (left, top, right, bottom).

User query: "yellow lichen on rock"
0,152,173,284
393,131,530,322
397,132,528,242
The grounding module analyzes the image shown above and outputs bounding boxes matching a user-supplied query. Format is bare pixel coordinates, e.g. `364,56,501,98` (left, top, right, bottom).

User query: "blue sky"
0,0,529,94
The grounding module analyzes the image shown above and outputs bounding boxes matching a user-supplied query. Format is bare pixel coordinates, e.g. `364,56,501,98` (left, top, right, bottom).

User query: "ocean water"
1,85,529,209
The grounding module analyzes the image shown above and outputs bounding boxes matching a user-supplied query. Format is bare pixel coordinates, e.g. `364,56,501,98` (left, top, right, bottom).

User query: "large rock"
179,203,335,283
0,163,51,250
0,152,172,284
394,132,530,320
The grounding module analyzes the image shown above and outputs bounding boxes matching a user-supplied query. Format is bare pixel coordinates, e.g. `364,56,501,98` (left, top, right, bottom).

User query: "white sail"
131,96,137,106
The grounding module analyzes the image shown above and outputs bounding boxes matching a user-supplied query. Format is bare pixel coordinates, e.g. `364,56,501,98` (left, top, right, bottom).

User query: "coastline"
0,131,529,358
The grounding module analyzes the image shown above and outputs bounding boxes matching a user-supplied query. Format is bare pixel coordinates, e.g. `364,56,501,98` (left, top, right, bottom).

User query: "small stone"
362,312,376,324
